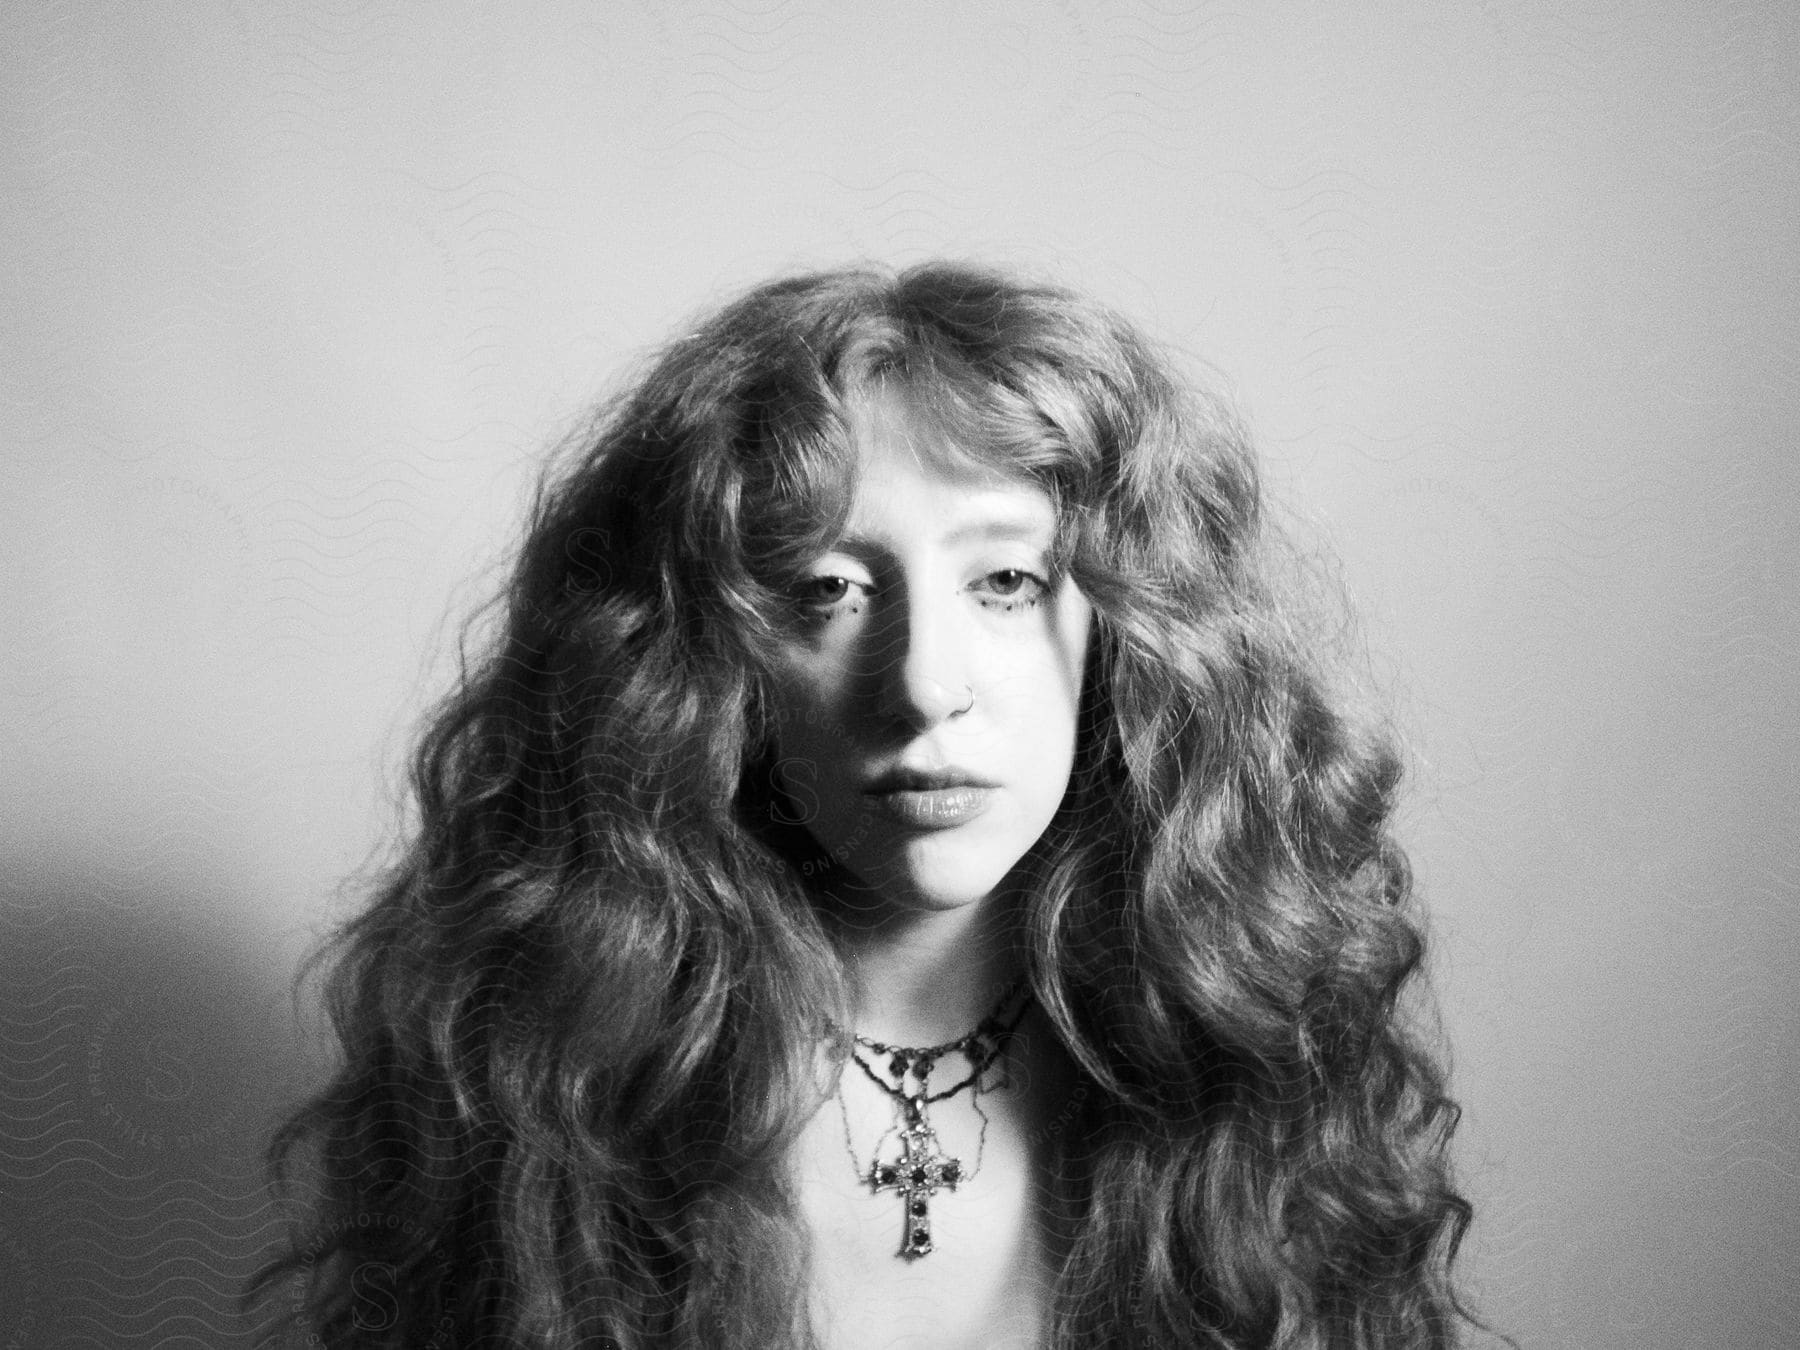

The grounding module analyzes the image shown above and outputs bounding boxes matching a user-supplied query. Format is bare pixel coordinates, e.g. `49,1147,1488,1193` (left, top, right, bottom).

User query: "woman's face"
766,384,1093,914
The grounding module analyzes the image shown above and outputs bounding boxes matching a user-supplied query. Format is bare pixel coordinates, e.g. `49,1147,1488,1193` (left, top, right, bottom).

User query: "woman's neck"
821,882,1026,1047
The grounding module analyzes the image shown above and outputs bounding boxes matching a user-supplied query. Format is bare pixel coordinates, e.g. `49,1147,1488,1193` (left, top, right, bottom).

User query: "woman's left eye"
973,569,1047,605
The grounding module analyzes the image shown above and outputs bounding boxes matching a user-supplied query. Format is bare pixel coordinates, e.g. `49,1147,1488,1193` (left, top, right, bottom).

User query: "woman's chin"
840,847,1015,916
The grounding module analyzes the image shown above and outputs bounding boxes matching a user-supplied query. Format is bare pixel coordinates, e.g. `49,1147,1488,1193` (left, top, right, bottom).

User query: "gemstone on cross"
867,1115,963,1258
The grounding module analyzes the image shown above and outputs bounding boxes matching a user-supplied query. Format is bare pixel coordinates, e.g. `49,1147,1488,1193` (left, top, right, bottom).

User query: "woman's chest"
787,1044,1078,1348
793,1112,1058,1348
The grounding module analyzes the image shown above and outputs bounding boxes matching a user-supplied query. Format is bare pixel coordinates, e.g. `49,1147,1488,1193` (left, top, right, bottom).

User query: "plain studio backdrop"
1,3,1794,1347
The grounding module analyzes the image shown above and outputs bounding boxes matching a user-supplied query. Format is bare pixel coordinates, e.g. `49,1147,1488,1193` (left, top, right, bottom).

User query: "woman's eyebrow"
940,514,1054,547
832,513,1054,556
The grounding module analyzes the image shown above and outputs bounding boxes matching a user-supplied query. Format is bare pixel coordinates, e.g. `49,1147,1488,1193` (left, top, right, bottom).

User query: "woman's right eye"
790,575,870,613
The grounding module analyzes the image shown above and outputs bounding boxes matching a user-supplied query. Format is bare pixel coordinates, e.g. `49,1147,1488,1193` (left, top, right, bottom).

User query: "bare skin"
791,980,1079,1350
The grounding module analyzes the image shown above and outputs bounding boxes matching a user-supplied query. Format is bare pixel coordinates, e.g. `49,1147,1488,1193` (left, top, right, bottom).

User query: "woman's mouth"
864,785,996,829
861,765,999,830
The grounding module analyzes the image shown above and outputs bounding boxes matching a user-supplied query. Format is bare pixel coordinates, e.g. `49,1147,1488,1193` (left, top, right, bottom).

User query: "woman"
255,261,1480,1347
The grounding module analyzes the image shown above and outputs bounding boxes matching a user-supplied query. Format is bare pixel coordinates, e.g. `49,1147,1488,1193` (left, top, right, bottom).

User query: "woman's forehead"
843,380,1042,489
839,384,1058,542
834,485,1057,559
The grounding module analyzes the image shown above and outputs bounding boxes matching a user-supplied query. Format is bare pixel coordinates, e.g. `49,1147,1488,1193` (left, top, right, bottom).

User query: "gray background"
2,3,1795,1346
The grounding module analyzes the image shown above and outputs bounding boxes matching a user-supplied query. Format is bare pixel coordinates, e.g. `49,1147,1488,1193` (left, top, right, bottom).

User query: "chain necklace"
835,981,1033,1259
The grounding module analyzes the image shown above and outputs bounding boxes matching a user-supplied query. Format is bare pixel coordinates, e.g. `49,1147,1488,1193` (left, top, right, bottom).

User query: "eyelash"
972,569,1047,611
790,569,1048,618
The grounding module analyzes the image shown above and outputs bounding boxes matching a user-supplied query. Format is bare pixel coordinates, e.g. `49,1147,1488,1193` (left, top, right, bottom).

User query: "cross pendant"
867,1105,963,1258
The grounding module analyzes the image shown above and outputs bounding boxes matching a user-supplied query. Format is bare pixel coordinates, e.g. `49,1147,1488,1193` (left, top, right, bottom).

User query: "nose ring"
955,684,975,716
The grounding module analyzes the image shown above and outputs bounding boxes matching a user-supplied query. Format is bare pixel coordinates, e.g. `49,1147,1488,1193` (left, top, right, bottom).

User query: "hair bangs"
726,380,859,599
719,306,1104,622
839,351,1103,582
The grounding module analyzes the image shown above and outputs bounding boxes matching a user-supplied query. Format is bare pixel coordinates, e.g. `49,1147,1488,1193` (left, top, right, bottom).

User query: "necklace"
836,981,1033,1259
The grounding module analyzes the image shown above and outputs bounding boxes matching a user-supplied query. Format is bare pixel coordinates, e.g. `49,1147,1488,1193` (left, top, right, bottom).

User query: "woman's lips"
864,785,996,829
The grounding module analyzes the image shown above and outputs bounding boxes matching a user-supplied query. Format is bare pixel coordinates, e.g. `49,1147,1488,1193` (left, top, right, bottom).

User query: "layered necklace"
837,981,1033,1258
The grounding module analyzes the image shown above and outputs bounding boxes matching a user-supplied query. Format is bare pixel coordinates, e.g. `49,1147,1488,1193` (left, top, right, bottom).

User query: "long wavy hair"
252,260,1481,1348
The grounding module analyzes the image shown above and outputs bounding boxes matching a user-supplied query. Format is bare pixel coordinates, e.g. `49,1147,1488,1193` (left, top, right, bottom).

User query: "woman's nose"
873,587,972,728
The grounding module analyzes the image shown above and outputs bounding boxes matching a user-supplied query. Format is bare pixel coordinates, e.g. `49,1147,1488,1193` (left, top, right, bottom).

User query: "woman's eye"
974,569,1047,606
791,575,868,611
